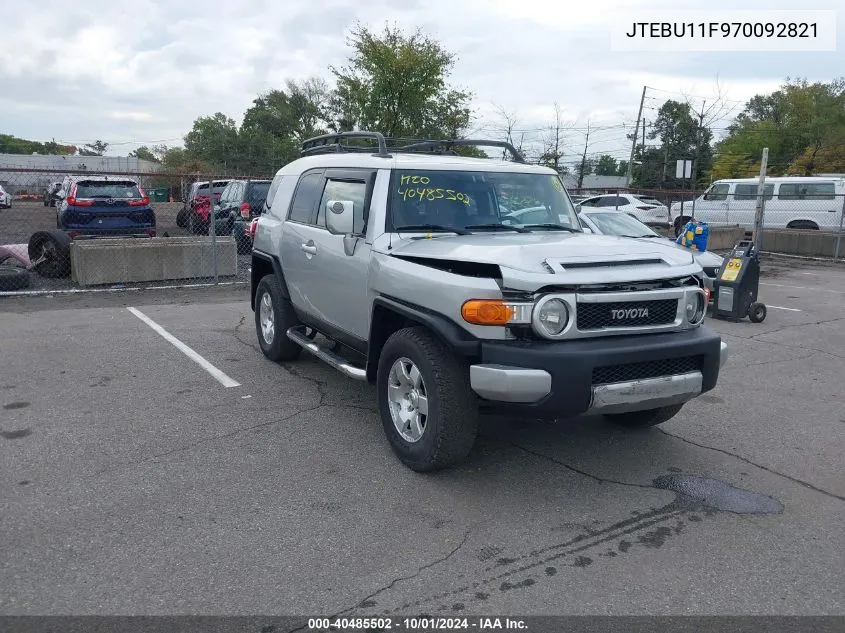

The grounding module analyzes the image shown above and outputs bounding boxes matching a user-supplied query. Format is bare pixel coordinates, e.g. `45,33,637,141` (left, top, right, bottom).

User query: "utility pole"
641,119,647,185
689,101,706,220
626,86,647,187
578,121,591,189
753,148,769,252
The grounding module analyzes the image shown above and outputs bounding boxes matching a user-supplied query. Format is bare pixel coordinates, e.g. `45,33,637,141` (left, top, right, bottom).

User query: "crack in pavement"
718,331,845,361
748,316,845,341
510,443,656,491
658,429,845,502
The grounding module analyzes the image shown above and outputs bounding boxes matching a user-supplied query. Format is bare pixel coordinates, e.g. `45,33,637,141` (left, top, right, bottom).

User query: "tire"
176,207,188,228
254,274,302,362
377,326,478,472
43,199,49,207
606,403,684,428
674,216,691,236
787,221,818,230
0,266,30,291
748,302,767,323
28,229,71,278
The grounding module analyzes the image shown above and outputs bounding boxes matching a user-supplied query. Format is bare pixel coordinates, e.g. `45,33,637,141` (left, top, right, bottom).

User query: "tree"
712,78,845,178
0,135,75,155
490,104,525,160
538,103,570,173
328,23,475,141
129,146,159,162
594,154,625,176
183,113,239,171
242,77,330,144
78,140,108,156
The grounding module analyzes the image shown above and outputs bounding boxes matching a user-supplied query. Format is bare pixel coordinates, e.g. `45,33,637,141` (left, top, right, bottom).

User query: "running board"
286,326,367,381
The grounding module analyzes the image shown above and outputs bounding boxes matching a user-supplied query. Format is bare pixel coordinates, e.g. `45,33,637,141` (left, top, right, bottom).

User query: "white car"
0,184,11,209
577,193,670,229
578,208,723,291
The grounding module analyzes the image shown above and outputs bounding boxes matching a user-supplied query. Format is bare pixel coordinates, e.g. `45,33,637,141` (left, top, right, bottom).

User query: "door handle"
301,241,317,255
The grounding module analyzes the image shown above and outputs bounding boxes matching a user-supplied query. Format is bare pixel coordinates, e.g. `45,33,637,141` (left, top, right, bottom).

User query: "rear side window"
75,181,142,199
777,182,835,200
734,184,774,200
288,172,324,224
246,182,271,206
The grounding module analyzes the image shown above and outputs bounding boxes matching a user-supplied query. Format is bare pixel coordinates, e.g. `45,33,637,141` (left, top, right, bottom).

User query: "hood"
384,232,702,289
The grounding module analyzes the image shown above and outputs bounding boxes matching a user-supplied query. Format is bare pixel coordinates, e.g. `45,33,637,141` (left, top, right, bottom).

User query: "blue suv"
57,176,156,238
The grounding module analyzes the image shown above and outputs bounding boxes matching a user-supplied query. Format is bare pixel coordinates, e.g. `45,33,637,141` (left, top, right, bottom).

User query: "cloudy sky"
1,0,842,167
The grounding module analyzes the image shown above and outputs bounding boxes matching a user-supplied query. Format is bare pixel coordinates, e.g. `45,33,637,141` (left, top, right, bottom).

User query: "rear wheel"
748,302,767,323
606,404,684,428
377,327,478,472
28,230,71,278
254,274,302,362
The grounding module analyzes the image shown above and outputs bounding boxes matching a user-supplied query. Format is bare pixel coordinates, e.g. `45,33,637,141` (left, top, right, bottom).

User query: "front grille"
592,356,702,385
577,299,677,329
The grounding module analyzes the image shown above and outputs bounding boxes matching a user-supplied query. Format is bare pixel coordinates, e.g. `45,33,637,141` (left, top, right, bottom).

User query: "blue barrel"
676,220,709,252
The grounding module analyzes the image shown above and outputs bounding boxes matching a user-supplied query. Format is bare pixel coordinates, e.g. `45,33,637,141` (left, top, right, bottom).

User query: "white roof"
277,151,557,176
714,175,845,184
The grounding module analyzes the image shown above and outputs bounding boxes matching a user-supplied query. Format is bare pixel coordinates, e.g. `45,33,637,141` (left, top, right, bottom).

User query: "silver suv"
250,132,728,472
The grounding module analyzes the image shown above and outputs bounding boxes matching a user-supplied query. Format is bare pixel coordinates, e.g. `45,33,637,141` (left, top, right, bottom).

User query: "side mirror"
581,226,592,234
326,200,354,235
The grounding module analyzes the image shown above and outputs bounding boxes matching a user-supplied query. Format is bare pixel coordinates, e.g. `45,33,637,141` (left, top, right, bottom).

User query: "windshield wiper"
394,224,470,235
465,223,531,233
523,224,579,232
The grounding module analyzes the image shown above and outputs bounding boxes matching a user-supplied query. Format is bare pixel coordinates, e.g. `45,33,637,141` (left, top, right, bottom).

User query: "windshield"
246,182,271,205
389,170,581,233
75,181,143,199
583,211,659,237
197,182,229,196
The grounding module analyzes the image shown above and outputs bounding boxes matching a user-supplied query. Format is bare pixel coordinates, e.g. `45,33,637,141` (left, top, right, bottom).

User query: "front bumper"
469,326,726,417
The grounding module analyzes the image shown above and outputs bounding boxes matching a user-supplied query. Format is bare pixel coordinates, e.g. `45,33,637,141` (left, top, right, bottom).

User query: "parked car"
55,175,156,238
578,208,723,294
669,176,845,235
211,179,272,253
249,130,726,472
577,193,670,229
182,180,231,233
42,181,62,207
0,184,11,209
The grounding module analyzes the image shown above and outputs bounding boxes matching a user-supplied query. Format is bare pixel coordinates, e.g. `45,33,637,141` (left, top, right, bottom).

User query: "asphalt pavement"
1,259,843,618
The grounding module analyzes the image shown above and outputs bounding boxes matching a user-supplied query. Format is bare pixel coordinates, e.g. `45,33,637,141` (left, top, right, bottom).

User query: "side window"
288,172,324,224
597,196,622,207
704,184,729,201
734,184,774,200
778,182,835,200
317,179,368,233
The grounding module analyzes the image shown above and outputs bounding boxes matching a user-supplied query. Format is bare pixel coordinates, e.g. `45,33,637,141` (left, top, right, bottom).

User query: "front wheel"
377,327,479,472
254,274,302,362
605,404,684,428
748,302,767,323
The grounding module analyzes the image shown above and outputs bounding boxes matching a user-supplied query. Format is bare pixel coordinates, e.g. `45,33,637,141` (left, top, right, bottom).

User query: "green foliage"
594,154,627,176
328,23,474,140
78,140,108,156
0,134,76,155
712,78,845,178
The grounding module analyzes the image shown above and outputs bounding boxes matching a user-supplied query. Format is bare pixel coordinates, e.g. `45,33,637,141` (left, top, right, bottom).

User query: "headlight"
685,290,706,324
534,298,570,336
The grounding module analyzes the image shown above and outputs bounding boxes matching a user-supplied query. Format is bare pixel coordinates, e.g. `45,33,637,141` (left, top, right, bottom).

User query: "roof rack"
299,131,526,163
301,131,391,158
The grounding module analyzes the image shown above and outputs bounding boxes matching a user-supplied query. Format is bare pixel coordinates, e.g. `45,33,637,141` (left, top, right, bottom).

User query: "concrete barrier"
70,237,238,287
705,227,747,251
759,229,843,258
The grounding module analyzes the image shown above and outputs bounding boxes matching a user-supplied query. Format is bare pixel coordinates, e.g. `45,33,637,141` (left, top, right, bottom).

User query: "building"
0,154,161,194
561,174,627,192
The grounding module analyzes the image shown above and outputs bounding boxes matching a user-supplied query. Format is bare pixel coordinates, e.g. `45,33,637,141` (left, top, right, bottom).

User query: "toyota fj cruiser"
250,132,728,472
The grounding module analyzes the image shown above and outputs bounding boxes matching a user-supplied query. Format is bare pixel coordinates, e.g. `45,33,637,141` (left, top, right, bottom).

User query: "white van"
669,176,845,234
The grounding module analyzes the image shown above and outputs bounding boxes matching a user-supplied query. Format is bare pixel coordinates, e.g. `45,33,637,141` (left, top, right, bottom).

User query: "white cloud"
1,0,842,162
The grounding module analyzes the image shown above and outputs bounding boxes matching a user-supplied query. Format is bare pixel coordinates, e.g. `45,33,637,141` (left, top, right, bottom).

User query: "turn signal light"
461,299,532,326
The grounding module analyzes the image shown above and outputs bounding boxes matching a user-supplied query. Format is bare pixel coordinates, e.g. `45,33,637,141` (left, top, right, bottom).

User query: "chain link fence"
0,168,263,293
568,186,845,260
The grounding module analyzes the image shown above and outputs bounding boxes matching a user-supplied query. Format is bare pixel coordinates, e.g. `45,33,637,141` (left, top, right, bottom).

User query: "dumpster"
147,188,169,202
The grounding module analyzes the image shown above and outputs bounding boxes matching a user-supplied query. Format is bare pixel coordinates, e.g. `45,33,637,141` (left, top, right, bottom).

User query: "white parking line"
127,307,241,388
767,305,802,312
